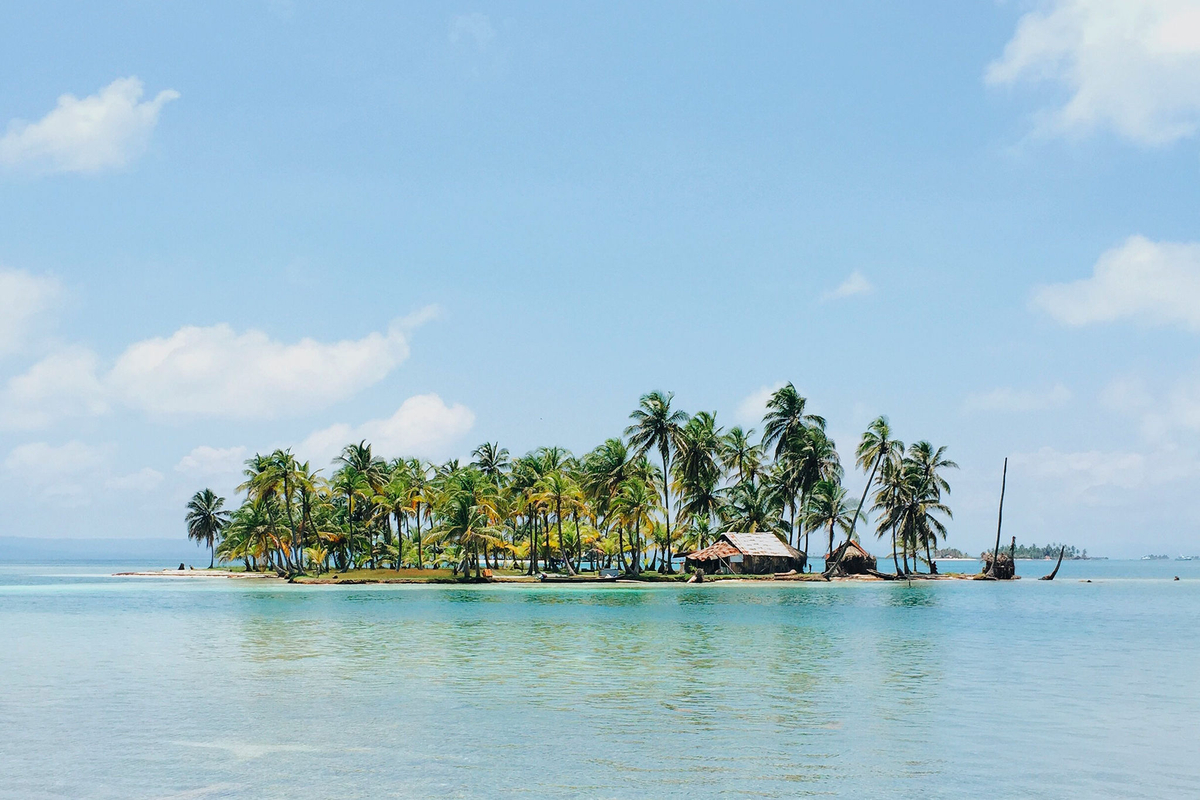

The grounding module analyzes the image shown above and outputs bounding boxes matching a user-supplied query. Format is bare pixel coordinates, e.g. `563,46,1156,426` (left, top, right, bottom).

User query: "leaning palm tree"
825,416,902,577
626,391,688,573
186,488,231,568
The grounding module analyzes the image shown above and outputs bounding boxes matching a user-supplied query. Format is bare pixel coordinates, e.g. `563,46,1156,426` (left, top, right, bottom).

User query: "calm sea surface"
1,560,1198,799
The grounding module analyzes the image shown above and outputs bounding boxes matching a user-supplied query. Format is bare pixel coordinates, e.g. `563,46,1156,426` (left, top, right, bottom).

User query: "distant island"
935,543,1095,560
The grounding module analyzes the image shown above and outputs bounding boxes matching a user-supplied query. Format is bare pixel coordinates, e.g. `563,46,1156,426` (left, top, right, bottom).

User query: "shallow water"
1,561,1198,798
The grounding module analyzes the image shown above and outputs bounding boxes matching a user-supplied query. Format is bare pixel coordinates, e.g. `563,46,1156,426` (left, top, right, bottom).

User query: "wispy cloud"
0,77,178,174
822,271,873,301
449,13,496,50
963,384,1072,414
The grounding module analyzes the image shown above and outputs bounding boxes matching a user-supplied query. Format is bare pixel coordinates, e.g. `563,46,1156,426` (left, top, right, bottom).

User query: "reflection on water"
1,570,1199,798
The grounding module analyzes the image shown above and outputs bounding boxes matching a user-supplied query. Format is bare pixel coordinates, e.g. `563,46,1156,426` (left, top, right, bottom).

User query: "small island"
180,385,991,584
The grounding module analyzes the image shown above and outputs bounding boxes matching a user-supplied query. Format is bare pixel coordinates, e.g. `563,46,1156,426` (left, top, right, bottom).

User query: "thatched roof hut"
825,539,877,575
683,532,806,575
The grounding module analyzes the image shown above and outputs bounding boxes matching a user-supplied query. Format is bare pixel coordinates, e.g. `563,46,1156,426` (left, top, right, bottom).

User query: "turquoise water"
1,562,1198,798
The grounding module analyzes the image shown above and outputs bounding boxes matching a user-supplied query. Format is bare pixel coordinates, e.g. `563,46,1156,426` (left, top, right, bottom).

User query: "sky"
3,0,1200,557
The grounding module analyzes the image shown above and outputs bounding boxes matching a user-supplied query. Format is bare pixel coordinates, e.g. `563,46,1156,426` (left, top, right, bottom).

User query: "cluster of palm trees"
185,385,957,577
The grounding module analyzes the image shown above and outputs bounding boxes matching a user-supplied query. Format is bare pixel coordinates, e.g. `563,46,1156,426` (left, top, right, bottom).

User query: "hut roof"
724,532,803,559
684,532,804,561
827,539,872,560
685,539,740,561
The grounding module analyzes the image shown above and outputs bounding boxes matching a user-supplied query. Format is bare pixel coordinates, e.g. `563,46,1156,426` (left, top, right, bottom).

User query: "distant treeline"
982,542,1086,560
934,543,1089,560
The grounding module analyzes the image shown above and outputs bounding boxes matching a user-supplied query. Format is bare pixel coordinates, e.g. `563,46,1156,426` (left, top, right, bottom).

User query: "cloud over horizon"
297,393,476,466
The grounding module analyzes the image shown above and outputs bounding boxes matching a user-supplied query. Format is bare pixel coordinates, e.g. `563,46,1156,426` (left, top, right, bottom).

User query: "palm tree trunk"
891,526,900,575
209,543,215,569
925,538,936,575
661,451,674,573
415,502,423,570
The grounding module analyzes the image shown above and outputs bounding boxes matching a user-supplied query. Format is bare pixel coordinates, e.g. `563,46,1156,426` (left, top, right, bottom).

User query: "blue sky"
3,1,1200,557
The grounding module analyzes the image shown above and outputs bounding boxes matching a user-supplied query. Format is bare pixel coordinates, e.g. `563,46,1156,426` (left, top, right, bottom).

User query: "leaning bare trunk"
1040,545,1066,581
987,458,1008,577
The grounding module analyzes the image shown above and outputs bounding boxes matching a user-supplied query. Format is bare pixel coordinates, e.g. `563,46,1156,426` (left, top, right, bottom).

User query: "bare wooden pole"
986,458,1007,578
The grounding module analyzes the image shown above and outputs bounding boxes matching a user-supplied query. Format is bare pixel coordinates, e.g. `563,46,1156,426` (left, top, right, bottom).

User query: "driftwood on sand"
1040,545,1066,581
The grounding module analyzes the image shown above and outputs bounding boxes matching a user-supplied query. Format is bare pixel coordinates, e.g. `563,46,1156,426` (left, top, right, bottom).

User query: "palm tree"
719,425,761,484
186,488,230,568
825,416,902,576
580,438,635,573
626,391,688,573
674,411,724,559
905,441,958,573
803,479,858,562
472,442,510,485
722,478,787,536
778,427,841,558
612,476,658,574
761,383,825,461
533,469,581,575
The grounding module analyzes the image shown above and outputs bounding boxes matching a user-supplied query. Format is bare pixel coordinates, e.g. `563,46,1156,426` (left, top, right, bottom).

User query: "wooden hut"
683,532,806,575
825,539,877,575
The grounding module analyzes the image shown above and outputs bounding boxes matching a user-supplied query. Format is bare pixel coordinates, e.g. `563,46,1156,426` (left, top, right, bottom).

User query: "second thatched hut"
825,539,877,575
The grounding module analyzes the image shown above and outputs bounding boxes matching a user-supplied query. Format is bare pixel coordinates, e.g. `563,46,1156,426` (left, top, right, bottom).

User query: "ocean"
1,560,1197,798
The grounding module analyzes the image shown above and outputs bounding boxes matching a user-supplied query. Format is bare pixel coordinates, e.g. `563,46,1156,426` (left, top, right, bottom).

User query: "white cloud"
988,0,1200,144
449,13,496,49
109,318,415,419
822,270,874,301
0,268,60,356
175,445,248,477
1031,236,1200,330
0,77,179,174
297,393,475,466
734,383,784,428
963,384,1072,413
0,347,108,430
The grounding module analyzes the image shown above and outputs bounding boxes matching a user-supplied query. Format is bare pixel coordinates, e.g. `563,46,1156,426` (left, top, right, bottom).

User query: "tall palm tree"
580,438,634,573
761,383,825,461
673,411,724,561
825,416,902,576
905,441,958,573
626,391,688,573
186,488,230,568
533,469,581,575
